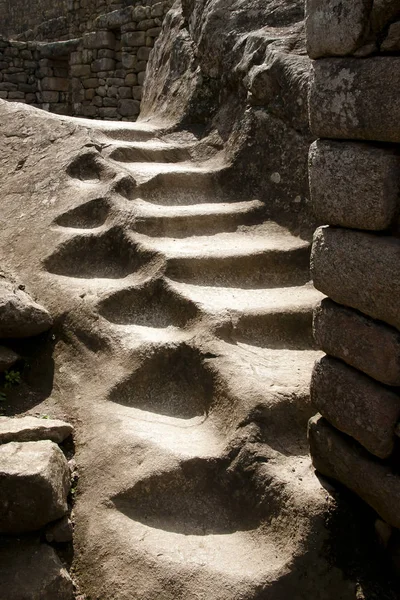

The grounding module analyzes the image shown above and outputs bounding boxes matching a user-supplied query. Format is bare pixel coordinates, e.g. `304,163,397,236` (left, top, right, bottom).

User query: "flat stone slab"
309,140,400,231
0,538,74,600
311,227,400,331
0,279,52,338
0,345,19,373
306,0,372,58
314,299,400,386
308,415,400,529
309,57,400,143
0,440,70,534
311,356,400,459
0,416,74,445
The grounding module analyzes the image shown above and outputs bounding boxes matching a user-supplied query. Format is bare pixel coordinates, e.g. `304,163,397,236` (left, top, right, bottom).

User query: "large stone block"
91,58,116,72
311,227,400,330
0,280,52,338
0,440,70,534
314,299,400,386
122,31,146,47
305,0,373,58
0,416,73,445
41,77,69,92
83,31,116,50
309,57,400,142
118,98,140,116
0,539,74,600
308,415,400,529
311,356,400,458
309,140,400,230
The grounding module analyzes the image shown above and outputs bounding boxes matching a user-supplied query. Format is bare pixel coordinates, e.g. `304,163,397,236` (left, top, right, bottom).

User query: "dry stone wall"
0,1,171,120
306,0,400,536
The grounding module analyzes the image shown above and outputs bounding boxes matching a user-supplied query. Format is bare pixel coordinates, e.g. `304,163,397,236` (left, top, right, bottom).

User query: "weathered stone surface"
122,31,146,47
308,415,400,529
83,31,115,50
305,0,373,58
0,416,73,444
41,76,69,92
0,538,74,600
311,227,400,330
91,58,116,73
309,57,400,142
0,279,52,338
118,98,140,117
314,299,400,386
0,440,70,533
309,140,400,230
311,356,400,458
0,345,18,372
381,21,400,52
45,515,73,543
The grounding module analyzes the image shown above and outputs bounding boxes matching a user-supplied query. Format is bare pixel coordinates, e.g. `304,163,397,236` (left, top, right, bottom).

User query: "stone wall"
306,0,400,538
0,0,69,40
0,2,171,120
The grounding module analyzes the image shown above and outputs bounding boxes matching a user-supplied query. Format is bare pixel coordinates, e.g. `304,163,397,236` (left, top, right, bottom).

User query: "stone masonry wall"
306,0,400,539
0,2,172,120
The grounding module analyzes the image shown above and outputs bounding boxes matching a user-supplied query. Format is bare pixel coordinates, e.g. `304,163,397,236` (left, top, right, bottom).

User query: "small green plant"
0,392,6,402
4,370,21,389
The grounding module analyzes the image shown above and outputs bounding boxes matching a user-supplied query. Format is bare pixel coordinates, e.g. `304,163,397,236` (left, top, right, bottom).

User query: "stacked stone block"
0,1,171,120
306,0,400,533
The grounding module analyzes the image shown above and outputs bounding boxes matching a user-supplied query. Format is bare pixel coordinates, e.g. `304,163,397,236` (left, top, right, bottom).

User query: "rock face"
0,416,74,445
0,440,70,534
141,0,316,237
0,538,74,600
0,279,52,338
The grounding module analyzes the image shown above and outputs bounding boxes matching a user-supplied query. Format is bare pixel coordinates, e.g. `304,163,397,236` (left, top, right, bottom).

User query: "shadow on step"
112,457,260,536
97,278,200,329
108,344,215,419
43,227,158,279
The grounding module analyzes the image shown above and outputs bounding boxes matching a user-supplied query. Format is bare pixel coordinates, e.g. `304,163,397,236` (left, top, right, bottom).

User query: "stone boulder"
0,440,70,534
0,279,52,338
0,416,74,445
0,345,19,372
308,415,400,529
0,538,74,600
314,299,400,386
311,356,400,459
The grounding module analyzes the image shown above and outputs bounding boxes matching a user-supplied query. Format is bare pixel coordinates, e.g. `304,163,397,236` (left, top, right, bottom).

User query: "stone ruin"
0,0,173,119
0,0,400,599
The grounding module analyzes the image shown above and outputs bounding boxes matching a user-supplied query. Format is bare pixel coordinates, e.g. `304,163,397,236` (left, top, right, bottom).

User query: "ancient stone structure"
0,1,172,119
1,0,400,598
306,0,400,535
